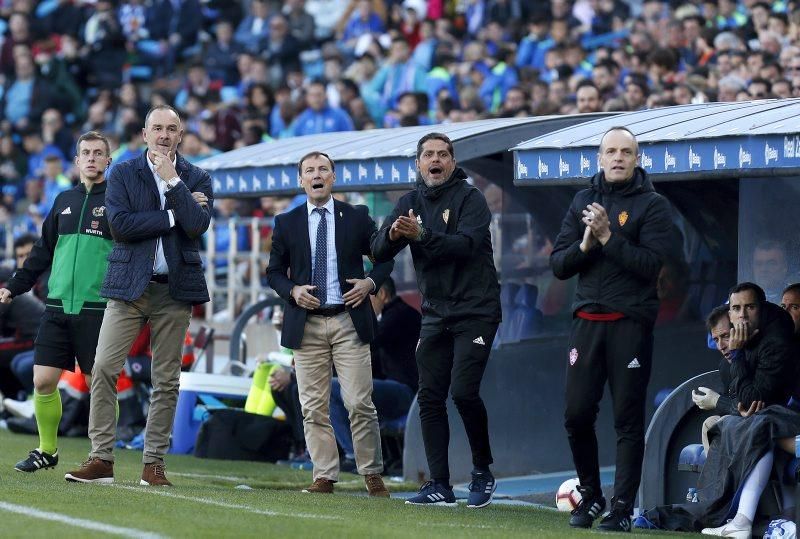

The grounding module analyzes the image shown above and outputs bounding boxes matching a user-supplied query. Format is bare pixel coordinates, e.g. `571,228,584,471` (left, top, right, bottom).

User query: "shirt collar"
306,197,334,217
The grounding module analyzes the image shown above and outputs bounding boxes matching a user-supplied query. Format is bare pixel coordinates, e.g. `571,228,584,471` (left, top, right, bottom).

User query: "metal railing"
203,216,275,321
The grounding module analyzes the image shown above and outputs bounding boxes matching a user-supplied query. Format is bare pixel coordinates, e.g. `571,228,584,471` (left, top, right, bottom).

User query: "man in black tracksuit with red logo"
371,132,501,509
550,127,673,532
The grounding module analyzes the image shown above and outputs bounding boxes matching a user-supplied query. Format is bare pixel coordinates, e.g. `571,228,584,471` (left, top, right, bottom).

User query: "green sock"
34,389,62,455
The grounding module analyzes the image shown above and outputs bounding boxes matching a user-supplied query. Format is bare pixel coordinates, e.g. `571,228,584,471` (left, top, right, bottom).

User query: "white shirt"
146,153,181,275
307,197,343,306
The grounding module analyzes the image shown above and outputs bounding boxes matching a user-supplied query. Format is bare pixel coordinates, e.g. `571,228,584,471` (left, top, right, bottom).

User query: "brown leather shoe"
141,463,173,486
302,478,334,494
64,457,114,483
365,474,390,498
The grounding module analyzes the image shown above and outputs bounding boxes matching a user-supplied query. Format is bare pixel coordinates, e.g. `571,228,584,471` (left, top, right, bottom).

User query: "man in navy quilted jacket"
66,105,213,487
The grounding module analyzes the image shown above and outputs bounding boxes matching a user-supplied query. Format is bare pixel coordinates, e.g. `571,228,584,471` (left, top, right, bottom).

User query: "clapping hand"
390,209,422,241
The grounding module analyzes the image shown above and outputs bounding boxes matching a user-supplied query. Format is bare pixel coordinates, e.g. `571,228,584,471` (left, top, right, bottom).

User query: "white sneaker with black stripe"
405,481,457,507
15,449,58,472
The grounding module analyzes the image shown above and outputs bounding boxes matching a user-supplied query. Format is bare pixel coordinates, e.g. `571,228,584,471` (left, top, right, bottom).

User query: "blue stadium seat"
678,443,707,472
654,387,673,409
507,284,543,341
495,282,521,346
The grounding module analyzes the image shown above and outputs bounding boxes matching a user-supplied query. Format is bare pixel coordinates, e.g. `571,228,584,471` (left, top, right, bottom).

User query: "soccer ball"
555,478,582,512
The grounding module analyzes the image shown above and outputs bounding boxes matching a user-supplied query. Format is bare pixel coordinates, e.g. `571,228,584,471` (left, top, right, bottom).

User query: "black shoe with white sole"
15,449,58,472
597,498,633,532
569,485,606,528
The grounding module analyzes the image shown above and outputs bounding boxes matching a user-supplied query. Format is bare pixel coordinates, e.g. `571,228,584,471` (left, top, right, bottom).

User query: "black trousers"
564,316,653,505
416,317,498,483
272,378,305,447
0,338,34,399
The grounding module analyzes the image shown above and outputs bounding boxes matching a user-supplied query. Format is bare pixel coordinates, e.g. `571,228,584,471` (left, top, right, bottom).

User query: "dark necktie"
312,207,327,305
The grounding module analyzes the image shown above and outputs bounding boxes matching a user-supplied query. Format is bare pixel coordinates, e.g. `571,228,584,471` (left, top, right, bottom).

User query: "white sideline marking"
0,501,165,539
170,471,363,487
114,485,343,521
170,471,247,482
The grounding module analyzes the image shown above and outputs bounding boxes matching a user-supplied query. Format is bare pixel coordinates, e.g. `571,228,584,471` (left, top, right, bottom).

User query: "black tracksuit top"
371,168,501,323
550,167,673,325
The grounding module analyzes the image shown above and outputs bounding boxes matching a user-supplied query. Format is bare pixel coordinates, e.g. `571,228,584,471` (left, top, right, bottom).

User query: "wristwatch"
166,177,179,189
415,226,428,242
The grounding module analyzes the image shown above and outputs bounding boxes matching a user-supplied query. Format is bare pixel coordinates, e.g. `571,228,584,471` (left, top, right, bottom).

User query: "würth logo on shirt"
472,336,485,346
627,358,641,369
61,207,72,215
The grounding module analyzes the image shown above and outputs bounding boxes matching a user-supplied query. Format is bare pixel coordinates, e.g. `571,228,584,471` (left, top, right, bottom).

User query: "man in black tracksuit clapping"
550,127,673,532
371,132,501,509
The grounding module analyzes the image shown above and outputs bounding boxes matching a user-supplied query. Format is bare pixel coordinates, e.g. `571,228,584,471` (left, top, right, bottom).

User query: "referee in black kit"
550,127,673,532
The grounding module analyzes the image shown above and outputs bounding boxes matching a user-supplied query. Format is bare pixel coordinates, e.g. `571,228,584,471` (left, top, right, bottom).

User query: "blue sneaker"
289,451,313,471
405,481,457,507
633,515,660,529
467,470,497,508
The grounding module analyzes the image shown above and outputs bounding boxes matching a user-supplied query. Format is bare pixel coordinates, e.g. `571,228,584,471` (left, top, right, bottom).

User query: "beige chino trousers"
293,311,383,481
89,282,192,464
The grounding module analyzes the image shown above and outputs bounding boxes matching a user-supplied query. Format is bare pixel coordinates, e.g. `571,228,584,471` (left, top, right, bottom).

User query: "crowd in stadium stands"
0,0,795,246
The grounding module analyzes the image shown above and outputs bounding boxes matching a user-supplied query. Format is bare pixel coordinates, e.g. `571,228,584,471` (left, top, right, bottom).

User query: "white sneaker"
701,520,751,538
3,398,34,419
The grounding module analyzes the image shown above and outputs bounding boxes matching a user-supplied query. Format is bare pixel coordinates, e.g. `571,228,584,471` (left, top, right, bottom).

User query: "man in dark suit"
267,151,393,497
65,105,212,486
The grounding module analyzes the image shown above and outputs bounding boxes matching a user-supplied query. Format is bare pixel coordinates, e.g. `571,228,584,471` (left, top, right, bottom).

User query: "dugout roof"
512,98,800,185
198,114,612,197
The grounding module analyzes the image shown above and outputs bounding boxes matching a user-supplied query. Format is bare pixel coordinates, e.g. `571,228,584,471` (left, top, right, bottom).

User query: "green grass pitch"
0,429,688,538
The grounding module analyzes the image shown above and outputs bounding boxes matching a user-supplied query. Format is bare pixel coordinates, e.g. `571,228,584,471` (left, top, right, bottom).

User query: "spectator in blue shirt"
20,127,66,182
364,37,427,122
288,80,354,137
234,0,274,54
40,154,72,214
516,15,552,69
341,0,385,48
205,20,244,85
383,92,430,128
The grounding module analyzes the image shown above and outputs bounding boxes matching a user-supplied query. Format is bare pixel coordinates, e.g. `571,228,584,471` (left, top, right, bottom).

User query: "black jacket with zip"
727,301,798,409
550,167,673,325
371,167,501,323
